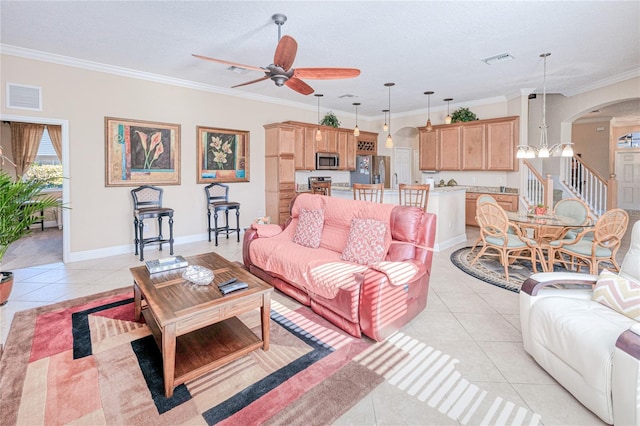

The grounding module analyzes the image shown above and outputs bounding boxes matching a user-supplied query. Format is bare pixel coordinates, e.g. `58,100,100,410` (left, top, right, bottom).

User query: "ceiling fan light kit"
515,53,574,159
193,14,360,96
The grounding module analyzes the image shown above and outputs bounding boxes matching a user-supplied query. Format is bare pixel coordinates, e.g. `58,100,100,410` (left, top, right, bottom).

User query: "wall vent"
6,83,42,111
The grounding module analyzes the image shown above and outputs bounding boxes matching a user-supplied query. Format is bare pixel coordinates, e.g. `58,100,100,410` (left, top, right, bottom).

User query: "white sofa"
520,220,640,425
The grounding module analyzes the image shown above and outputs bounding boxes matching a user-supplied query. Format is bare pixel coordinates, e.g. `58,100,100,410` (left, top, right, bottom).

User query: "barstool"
205,183,240,246
131,185,174,261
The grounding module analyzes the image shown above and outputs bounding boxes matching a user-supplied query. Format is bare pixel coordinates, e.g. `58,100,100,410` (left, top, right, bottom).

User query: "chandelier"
516,53,573,159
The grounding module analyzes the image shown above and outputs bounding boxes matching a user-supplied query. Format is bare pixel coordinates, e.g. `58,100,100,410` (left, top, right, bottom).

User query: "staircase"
520,156,617,219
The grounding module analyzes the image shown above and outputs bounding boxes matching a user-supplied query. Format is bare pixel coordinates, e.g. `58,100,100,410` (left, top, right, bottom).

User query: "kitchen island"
330,186,466,251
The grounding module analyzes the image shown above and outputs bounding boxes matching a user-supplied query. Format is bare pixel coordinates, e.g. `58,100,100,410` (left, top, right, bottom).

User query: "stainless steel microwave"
316,152,339,170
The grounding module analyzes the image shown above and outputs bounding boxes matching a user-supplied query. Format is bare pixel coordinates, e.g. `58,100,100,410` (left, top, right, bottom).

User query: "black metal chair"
131,185,174,261
205,183,240,246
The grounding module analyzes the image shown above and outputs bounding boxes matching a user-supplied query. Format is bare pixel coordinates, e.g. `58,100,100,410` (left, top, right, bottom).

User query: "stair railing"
520,160,553,211
559,155,615,217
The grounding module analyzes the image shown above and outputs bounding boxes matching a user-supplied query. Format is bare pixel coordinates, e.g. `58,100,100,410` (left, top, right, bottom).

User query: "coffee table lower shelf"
142,309,263,392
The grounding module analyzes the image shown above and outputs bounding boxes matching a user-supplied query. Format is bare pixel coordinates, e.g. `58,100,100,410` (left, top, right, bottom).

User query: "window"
617,132,640,148
24,127,63,188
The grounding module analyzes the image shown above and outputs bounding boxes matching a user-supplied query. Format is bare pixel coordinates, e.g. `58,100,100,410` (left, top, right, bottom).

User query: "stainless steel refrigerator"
350,155,391,189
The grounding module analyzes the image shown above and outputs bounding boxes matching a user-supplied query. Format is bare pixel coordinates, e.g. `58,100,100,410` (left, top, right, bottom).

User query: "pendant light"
353,102,360,136
382,109,389,132
315,93,323,142
515,53,574,159
444,98,453,124
424,91,434,131
385,82,395,149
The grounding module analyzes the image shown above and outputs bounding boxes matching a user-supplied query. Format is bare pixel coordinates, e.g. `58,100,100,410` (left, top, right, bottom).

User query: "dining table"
506,211,592,272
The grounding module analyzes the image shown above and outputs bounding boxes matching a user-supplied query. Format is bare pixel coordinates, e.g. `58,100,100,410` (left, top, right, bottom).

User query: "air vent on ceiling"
482,53,515,65
227,66,249,74
6,83,42,111
338,94,357,99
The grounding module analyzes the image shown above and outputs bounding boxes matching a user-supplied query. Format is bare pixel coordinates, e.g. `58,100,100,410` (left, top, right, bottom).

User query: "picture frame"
105,117,181,186
197,126,250,183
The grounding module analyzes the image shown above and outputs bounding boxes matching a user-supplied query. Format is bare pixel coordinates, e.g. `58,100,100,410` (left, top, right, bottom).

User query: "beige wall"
572,121,610,178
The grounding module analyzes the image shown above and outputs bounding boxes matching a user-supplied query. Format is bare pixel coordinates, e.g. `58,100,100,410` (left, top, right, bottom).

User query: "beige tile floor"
0,228,608,425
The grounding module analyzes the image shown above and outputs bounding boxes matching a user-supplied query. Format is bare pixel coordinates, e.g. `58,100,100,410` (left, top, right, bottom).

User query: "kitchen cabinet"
418,116,519,172
438,127,462,170
465,192,518,226
356,131,378,156
461,123,486,170
419,130,437,170
264,123,298,225
337,132,357,170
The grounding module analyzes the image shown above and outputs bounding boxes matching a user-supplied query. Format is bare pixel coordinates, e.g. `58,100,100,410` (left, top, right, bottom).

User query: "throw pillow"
340,218,387,265
292,208,324,248
592,269,640,321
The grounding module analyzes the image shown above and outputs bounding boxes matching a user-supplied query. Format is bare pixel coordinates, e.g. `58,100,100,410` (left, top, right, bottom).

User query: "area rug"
450,246,566,293
0,287,383,425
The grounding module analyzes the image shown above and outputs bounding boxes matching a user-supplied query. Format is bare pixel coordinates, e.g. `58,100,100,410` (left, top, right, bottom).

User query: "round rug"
450,247,554,293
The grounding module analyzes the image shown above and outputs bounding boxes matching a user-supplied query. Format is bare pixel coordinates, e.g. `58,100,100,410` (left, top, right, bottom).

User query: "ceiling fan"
192,14,360,95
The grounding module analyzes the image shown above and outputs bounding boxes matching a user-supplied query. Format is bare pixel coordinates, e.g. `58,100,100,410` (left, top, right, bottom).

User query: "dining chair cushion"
292,208,324,248
549,239,612,257
486,234,537,248
592,269,640,321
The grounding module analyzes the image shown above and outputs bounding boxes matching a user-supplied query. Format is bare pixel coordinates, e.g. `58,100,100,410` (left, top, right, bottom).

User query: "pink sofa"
243,193,436,341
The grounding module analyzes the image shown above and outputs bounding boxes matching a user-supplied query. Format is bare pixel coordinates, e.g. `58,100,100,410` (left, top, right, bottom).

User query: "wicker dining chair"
471,201,541,281
398,183,430,211
547,208,629,274
353,183,384,203
538,197,592,242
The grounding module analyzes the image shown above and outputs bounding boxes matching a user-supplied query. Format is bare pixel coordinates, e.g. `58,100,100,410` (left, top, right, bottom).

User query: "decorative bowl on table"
182,265,214,286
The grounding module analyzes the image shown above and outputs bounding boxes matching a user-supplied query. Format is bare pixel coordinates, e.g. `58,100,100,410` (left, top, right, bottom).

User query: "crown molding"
562,68,640,97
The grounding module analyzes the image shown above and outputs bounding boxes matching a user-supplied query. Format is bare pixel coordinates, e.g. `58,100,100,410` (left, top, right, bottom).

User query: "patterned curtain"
10,122,44,177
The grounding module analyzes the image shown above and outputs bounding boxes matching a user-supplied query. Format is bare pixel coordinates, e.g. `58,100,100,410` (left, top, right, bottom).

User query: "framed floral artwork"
105,117,181,186
197,126,249,183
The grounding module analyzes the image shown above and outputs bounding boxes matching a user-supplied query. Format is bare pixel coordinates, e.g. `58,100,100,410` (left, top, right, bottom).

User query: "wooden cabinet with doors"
356,131,378,156
418,116,519,172
465,192,518,226
264,123,298,225
337,132,357,170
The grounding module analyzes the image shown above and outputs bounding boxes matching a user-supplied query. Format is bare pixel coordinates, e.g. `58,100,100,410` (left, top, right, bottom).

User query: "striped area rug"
0,286,543,425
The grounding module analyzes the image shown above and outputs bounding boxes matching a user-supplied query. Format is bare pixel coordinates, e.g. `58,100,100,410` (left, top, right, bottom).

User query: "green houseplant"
0,169,64,305
450,107,478,123
320,111,341,128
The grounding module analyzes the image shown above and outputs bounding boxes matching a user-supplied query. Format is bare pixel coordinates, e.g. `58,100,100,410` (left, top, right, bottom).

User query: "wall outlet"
497,177,502,184
471,177,476,184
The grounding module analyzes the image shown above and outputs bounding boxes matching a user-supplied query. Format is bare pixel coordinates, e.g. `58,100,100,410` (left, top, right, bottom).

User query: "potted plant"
320,111,341,128
0,170,63,305
533,203,548,216
450,107,478,123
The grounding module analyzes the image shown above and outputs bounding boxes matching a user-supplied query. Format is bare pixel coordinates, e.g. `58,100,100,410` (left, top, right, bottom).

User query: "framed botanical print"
105,117,180,186
197,126,249,183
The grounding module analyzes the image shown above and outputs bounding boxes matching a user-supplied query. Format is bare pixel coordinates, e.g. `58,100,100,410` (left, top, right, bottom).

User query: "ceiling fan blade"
192,54,264,72
274,35,297,71
285,77,314,95
231,76,270,88
293,68,361,80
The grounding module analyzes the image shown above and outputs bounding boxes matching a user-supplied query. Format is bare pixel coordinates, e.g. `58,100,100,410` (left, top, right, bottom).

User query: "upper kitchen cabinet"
419,130,437,170
356,131,378,156
418,116,519,172
486,118,518,171
337,132,357,170
294,126,316,170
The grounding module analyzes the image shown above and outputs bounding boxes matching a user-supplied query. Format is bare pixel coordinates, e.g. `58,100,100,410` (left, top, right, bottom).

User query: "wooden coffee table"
130,252,272,397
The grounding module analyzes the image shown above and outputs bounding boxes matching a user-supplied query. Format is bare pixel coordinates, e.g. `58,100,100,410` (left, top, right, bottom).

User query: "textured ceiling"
1,1,639,119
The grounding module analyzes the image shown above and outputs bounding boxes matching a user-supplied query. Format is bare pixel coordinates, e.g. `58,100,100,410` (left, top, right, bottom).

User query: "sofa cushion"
340,218,387,265
251,223,283,238
306,261,367,299
292,208,324,248
530,296,636,396
592,269,640,321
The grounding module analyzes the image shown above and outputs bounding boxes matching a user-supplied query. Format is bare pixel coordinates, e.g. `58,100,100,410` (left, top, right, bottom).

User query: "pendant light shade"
515,53,574,159
315,93,323,142
353,102,360,137
424,91,434,131
385,82,395,148
444,98,453,124
382,109,389,132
